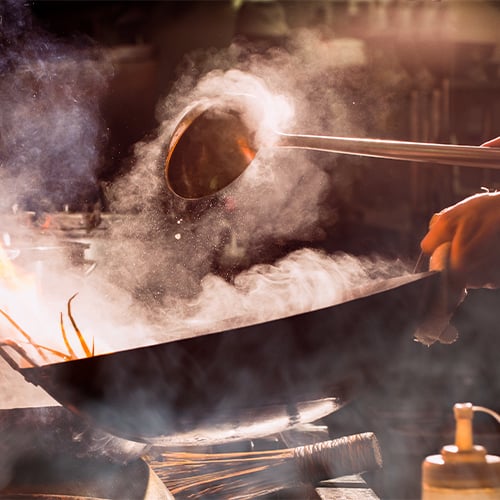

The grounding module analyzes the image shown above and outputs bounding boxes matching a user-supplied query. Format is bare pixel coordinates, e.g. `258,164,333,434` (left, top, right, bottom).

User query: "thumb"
420,215,454,255
428,241,452,273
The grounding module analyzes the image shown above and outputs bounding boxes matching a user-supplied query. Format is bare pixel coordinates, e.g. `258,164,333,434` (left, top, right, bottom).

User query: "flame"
0,243,44,366
40,214,52,230
0,244,37,298
0,245,37,307
237,136,256,164
0,244,93,367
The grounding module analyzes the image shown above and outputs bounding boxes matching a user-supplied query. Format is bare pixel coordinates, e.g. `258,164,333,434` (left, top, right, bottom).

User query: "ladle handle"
277,133,500,169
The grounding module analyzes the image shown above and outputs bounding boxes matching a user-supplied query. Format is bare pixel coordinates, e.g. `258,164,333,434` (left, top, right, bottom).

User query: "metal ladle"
165,97,500,200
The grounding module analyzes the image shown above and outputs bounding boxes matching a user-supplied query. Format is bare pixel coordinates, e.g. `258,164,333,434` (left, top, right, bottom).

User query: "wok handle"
0,340,37,370
277,133,500,169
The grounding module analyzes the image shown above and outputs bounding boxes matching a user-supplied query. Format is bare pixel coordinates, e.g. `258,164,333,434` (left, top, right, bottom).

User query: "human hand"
420,137,500,290
415,137,500,346
421,190,500,289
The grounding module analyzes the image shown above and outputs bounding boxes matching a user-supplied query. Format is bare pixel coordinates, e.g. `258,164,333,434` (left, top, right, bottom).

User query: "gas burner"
2,456,171,500
0,406,172,500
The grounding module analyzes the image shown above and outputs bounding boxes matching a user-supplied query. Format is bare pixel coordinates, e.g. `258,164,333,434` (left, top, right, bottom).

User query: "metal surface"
0,454,172,500
164,98,257,199
277,133,500,169
5,240,96,277
5,241,90,264
164,97,500,199
140,395,348,447
13,272,441,446
316,476,380,500
0,406,150,465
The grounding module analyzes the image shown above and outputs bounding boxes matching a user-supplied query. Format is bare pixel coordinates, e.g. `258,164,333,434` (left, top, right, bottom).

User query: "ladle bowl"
165,95,500,200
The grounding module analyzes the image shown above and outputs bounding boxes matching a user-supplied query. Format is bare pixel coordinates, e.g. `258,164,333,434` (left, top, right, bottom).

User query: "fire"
0,244,93,367
0,244,36,292
0,243,47,366
237,135,256,164
40,214,53,230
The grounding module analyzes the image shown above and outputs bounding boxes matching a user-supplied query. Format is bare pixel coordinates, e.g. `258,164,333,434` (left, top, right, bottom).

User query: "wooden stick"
148,432,382,499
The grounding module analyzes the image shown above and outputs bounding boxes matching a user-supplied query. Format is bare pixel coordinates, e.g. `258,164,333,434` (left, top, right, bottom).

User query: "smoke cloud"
104,30,412,310
2,7,499,500
0,2,113,406
0,6,415,410
0,1,111,213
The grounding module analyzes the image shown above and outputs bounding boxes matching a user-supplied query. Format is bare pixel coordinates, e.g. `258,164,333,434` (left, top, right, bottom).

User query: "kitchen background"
28,0,500,258
1,1,500,498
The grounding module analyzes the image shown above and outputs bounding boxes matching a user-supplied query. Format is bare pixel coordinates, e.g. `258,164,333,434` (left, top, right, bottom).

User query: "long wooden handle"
278,133,500,169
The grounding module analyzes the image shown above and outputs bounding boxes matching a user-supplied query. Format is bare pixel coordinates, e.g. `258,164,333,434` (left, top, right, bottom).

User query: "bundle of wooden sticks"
147,432,382,499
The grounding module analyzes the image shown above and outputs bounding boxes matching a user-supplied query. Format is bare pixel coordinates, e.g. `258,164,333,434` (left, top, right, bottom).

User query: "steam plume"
0,11,415,390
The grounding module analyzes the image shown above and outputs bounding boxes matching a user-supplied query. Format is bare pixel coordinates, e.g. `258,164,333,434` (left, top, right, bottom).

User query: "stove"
0,404,382,500
0,406,172,500
1,456,171,500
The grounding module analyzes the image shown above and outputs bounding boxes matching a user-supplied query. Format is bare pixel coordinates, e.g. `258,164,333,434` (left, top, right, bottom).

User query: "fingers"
420,211,455,255
419,136,500,290
450,219,500,288
420,195,476,255
420,191,500,289
421,192,500,254
480,136,500,148
428,241,451,273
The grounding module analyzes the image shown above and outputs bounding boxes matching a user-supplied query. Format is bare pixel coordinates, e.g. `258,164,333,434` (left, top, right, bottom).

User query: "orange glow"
40,214,52,230
0,244,36,292
0,243,45,366
237,136,256,164
0,244,93,366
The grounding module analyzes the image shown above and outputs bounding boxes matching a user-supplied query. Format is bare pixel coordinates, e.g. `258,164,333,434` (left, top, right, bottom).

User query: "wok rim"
20,270,439,371
14,270,441,445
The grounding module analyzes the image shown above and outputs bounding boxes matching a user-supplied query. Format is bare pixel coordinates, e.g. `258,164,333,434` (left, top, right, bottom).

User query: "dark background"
27,0,500,259
7,3,500,498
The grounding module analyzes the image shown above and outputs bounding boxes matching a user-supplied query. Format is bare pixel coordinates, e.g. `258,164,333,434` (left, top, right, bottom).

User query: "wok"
5,271,440,446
